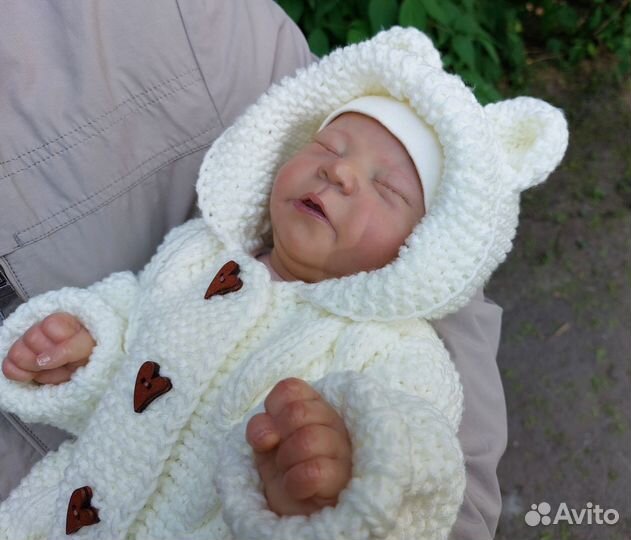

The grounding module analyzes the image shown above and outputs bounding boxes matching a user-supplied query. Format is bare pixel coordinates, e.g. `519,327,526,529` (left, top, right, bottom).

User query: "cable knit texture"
0,27,567,540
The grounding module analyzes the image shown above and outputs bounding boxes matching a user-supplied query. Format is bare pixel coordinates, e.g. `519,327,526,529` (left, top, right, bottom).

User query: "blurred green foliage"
276,0,631,103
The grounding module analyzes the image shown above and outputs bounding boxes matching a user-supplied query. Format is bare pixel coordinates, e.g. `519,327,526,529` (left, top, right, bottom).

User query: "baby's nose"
323,160,358,194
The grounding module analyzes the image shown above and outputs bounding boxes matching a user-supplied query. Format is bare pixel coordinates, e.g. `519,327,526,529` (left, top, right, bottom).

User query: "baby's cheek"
274,154,310,187
352,213,402,269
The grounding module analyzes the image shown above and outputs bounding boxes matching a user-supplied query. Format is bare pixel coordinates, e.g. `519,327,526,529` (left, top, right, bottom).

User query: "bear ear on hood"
484,96,569,192
370,25,443,70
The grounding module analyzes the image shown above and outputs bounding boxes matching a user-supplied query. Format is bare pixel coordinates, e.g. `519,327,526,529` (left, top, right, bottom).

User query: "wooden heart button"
204,260,243,299
66,486,100,534
133,361,172,413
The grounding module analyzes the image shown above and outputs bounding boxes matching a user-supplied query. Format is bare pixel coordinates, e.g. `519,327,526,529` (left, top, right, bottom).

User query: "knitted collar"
196,27,568,322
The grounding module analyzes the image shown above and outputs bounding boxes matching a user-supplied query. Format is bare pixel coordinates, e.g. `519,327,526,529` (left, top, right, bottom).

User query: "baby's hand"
246,377,352,517
1,312,95,385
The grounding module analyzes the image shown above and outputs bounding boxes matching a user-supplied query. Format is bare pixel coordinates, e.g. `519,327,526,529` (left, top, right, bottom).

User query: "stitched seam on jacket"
174,0,225,131
0,71,203,181
14,127,214,257
2,257,28,301
3,411,49,455
0,67,199,168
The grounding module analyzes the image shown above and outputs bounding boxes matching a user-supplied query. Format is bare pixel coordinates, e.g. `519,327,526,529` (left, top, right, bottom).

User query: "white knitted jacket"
0,27,568,540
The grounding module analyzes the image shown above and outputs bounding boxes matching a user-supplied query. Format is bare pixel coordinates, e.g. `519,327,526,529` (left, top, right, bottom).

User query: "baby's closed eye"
316,141,341,156
376,179,396,194
376,178,406,202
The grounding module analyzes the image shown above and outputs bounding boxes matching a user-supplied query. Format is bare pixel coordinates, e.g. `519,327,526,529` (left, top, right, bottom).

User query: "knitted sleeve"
214,334,466,540
0,271,138,436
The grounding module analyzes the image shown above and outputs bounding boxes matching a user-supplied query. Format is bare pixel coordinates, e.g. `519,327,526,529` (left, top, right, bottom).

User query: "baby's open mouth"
294,193,331,225
301,198,325,216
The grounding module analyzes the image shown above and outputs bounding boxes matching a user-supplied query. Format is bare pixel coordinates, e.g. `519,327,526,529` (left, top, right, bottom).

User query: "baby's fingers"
1,355,35,382
32,362,85,385
35,327,96,371
9,325,95,373
274,398,348,441
246,412,280,452
283,456,351,502
275,424,351,472
18,312,82,359
3,337,37,375
2,354,87,384
39,313,84,344
3,313,88,371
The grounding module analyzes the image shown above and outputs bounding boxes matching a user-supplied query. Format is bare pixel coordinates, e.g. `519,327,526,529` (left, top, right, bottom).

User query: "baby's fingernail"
36,354,52,367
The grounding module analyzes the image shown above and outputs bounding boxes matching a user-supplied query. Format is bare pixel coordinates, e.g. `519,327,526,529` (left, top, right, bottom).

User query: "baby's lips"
301,193,328,219
294,199,334,228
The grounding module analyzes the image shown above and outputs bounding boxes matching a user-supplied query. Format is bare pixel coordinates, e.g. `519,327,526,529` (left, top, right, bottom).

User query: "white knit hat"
318,95,444,210
196,26,569,321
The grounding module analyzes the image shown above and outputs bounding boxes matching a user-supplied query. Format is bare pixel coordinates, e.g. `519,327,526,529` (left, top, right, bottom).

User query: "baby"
0,27,567,540
2,97,436,517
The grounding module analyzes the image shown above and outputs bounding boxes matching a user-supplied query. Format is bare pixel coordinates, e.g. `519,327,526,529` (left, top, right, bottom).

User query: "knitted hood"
196,26,568,322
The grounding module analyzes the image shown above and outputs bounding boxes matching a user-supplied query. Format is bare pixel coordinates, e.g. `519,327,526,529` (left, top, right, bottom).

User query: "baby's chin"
267,247,335,283
272,231,403,281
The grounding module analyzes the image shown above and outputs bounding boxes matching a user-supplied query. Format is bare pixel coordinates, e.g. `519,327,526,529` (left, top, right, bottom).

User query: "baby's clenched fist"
246,377,353,517
1,312,95,385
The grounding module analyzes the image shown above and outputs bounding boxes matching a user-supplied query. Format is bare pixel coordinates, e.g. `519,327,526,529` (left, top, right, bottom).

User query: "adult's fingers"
275,424,351,473
283,456,351,502
264,378,321,418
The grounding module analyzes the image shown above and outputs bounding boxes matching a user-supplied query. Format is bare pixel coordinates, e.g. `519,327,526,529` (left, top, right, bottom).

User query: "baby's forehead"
330,114,418,172
323,113,409,155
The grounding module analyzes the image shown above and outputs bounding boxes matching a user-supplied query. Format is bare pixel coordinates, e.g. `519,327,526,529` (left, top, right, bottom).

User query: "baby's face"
268,112,426,282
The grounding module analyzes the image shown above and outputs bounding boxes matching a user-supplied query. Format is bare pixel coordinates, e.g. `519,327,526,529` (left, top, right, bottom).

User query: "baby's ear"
484,97,569,191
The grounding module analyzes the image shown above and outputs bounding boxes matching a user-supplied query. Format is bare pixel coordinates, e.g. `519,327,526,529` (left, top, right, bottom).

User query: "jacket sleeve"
0,271,138,436
433,289,507,540
215,331,466,540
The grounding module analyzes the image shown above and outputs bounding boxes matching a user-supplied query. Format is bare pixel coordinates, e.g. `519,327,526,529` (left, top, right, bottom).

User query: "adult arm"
0,0,315,501
433,288,508,540
0,0,314,305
